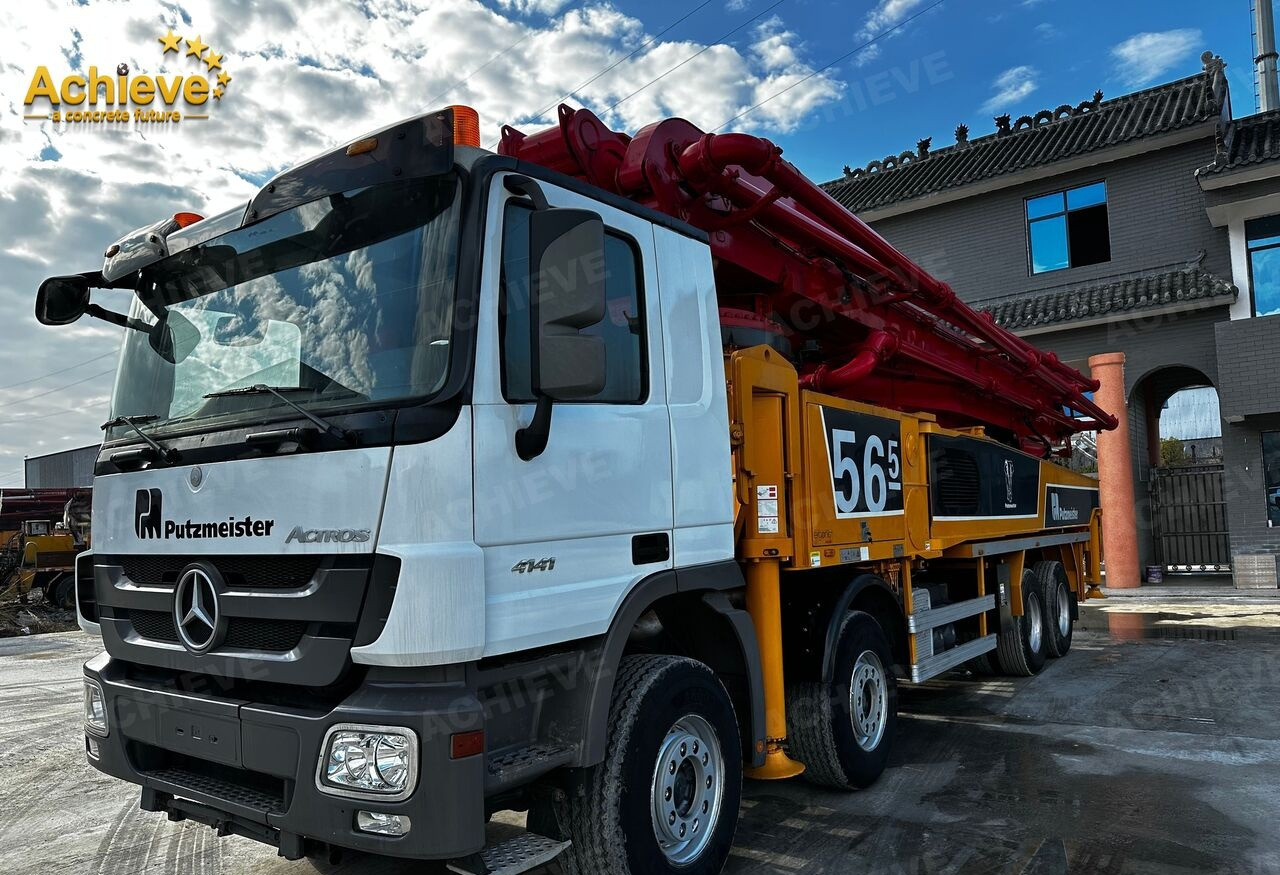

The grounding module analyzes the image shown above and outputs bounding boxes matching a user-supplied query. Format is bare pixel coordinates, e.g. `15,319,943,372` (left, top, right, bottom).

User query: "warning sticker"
810,551,822,567
757,516,779,534
757,498,778,517
756,485,778,500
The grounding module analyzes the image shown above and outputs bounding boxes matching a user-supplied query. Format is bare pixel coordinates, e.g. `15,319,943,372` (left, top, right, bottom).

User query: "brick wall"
866,138,1231,305
1217,316,1280,566
1215,314,1280,417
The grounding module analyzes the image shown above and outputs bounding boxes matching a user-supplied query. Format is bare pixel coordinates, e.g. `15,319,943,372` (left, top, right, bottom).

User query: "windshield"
106,174,461,440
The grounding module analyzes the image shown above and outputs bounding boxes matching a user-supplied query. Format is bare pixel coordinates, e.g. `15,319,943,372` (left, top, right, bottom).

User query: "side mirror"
514,205,608,461
529,208,607,399
149,310,200,364
35,276,91,325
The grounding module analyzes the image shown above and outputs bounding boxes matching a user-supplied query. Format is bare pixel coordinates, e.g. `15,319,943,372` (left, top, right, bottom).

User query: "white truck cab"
51,107,755,873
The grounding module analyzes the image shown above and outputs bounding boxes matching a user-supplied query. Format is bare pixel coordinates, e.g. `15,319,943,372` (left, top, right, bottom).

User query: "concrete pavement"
2,600,1279,874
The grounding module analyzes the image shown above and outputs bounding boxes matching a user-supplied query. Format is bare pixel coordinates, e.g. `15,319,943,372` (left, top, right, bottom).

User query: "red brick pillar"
1089,352,1139,589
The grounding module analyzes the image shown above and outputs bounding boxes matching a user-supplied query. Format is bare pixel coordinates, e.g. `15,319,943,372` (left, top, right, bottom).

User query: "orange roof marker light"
450,105,481,148
173,212,204,228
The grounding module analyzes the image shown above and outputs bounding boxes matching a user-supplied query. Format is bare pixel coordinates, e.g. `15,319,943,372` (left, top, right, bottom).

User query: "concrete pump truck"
37,104,1114,875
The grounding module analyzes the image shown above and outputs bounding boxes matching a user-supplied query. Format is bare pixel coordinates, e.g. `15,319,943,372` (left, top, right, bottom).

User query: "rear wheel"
1035,561,1074,657
996,570,1048,676
784,611,897,790
531,655,741,875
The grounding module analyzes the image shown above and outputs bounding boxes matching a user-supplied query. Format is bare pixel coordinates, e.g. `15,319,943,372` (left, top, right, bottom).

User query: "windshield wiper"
203,385,353,442
101,414,180,463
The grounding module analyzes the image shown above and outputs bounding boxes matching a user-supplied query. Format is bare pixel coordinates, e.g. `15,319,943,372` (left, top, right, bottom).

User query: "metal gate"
1149,464,1230,570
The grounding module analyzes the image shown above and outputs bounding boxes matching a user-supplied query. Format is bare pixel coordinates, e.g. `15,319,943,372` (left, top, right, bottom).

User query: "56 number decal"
824,409,904,518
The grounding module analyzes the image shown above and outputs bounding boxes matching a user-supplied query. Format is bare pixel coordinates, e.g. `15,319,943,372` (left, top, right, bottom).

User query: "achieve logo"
133,488,275,540
24,28,232,125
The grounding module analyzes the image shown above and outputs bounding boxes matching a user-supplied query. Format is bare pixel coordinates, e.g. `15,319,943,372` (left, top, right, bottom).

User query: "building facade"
24,444,98,489
824,52,1279,587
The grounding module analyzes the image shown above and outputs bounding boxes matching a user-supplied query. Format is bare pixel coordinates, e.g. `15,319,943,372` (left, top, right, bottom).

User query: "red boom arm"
499,106,1118,455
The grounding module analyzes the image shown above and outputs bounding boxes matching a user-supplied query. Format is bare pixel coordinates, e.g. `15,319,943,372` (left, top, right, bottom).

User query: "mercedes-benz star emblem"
173,566,223,653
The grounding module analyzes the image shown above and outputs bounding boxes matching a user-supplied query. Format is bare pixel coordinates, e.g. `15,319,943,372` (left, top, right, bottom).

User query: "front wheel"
532,655,742,875
784,610,897,790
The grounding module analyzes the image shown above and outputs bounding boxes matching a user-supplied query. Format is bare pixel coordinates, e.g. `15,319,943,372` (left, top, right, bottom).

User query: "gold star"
217,71,231,88
158,29,182,54
203,50,223,71
212,87,224,101
185,35,208,59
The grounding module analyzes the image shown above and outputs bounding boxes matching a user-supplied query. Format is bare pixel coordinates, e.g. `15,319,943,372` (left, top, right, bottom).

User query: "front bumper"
83,653,486,860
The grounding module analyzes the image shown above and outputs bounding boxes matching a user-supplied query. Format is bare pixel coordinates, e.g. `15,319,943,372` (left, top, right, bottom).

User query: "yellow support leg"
743,558,805,780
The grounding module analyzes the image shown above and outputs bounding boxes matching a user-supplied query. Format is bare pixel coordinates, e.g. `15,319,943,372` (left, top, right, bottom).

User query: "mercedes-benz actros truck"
38,104,1112,875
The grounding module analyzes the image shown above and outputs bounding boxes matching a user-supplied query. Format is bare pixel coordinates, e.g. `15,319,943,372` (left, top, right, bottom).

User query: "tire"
784,611,897,790
530,655,742,875
996,570,1048,677
966,650,998,676
50,574,75,610
1034,561,1074,658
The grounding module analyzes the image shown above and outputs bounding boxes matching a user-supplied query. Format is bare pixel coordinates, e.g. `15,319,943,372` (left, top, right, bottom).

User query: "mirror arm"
515,396,554,461
85,303,150,333
503,175,551,210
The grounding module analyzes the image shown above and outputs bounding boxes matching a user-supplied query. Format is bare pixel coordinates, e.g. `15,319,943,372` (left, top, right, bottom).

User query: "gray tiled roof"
1201,109,1280,176
823,58,1227,214
978,267,1237,331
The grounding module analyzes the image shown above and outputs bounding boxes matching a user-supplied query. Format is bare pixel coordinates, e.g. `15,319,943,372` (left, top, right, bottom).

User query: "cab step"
447,833,571,875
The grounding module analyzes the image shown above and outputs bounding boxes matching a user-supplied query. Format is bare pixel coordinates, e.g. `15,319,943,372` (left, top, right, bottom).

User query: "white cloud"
851,0,935,68
0,0,844,481
726,0,748,10
495,0,574,14
1035,22,1060,41
980,65,1039,113
1111,28,1202,88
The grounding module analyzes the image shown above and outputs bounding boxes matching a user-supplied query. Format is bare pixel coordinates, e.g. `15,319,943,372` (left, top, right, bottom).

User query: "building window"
1265,432,1280,528
500,202,646,403
1246,216,1280,317
1025,182,1111,274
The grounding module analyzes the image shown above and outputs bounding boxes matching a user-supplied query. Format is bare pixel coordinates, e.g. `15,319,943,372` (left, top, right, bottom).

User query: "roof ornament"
917,137,932,159
954,123,969,145
994,114,1012,136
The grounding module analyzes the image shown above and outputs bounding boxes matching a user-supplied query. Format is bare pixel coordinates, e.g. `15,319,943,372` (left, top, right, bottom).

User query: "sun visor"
243,108,456,227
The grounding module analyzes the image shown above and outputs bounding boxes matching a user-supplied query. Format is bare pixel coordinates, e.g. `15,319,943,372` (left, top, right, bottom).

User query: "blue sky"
553,0,1258,181
0,0,1255,481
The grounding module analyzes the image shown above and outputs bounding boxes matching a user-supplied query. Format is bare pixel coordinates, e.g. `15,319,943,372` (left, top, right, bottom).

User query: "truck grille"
119,555,322,589
127,610,308,653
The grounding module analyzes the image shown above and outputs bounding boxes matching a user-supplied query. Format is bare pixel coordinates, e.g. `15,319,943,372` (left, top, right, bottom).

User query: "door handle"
632,533,670,565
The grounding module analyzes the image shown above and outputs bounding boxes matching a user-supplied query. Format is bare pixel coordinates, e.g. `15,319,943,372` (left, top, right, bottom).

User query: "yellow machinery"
0,491,90,608
728,346,1102,779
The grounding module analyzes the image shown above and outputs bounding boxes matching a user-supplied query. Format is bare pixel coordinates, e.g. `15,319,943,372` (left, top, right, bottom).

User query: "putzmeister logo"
1049,493,1081,522
132,488,275,540
135,488,163,539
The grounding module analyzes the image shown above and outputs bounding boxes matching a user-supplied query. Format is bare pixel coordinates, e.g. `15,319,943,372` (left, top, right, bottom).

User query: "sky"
0,0,1261,485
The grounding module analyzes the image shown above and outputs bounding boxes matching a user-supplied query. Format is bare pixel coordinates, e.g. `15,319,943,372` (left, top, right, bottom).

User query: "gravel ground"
2,599,1280,874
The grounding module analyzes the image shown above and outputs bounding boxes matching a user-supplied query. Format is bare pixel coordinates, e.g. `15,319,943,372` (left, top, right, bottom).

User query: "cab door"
471,173,673,657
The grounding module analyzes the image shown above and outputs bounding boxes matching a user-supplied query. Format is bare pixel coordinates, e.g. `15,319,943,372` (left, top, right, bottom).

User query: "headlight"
84,680,108,737
316,724,418,801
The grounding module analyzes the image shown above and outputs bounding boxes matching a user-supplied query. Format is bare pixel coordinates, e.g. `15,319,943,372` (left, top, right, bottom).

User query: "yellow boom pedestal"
744,558,805,780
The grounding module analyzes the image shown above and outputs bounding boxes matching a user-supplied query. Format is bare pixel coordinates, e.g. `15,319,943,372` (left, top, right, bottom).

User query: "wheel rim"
1055,581,1071,638
1027,592,1043,653
849,650,888,752
649,714,724,866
